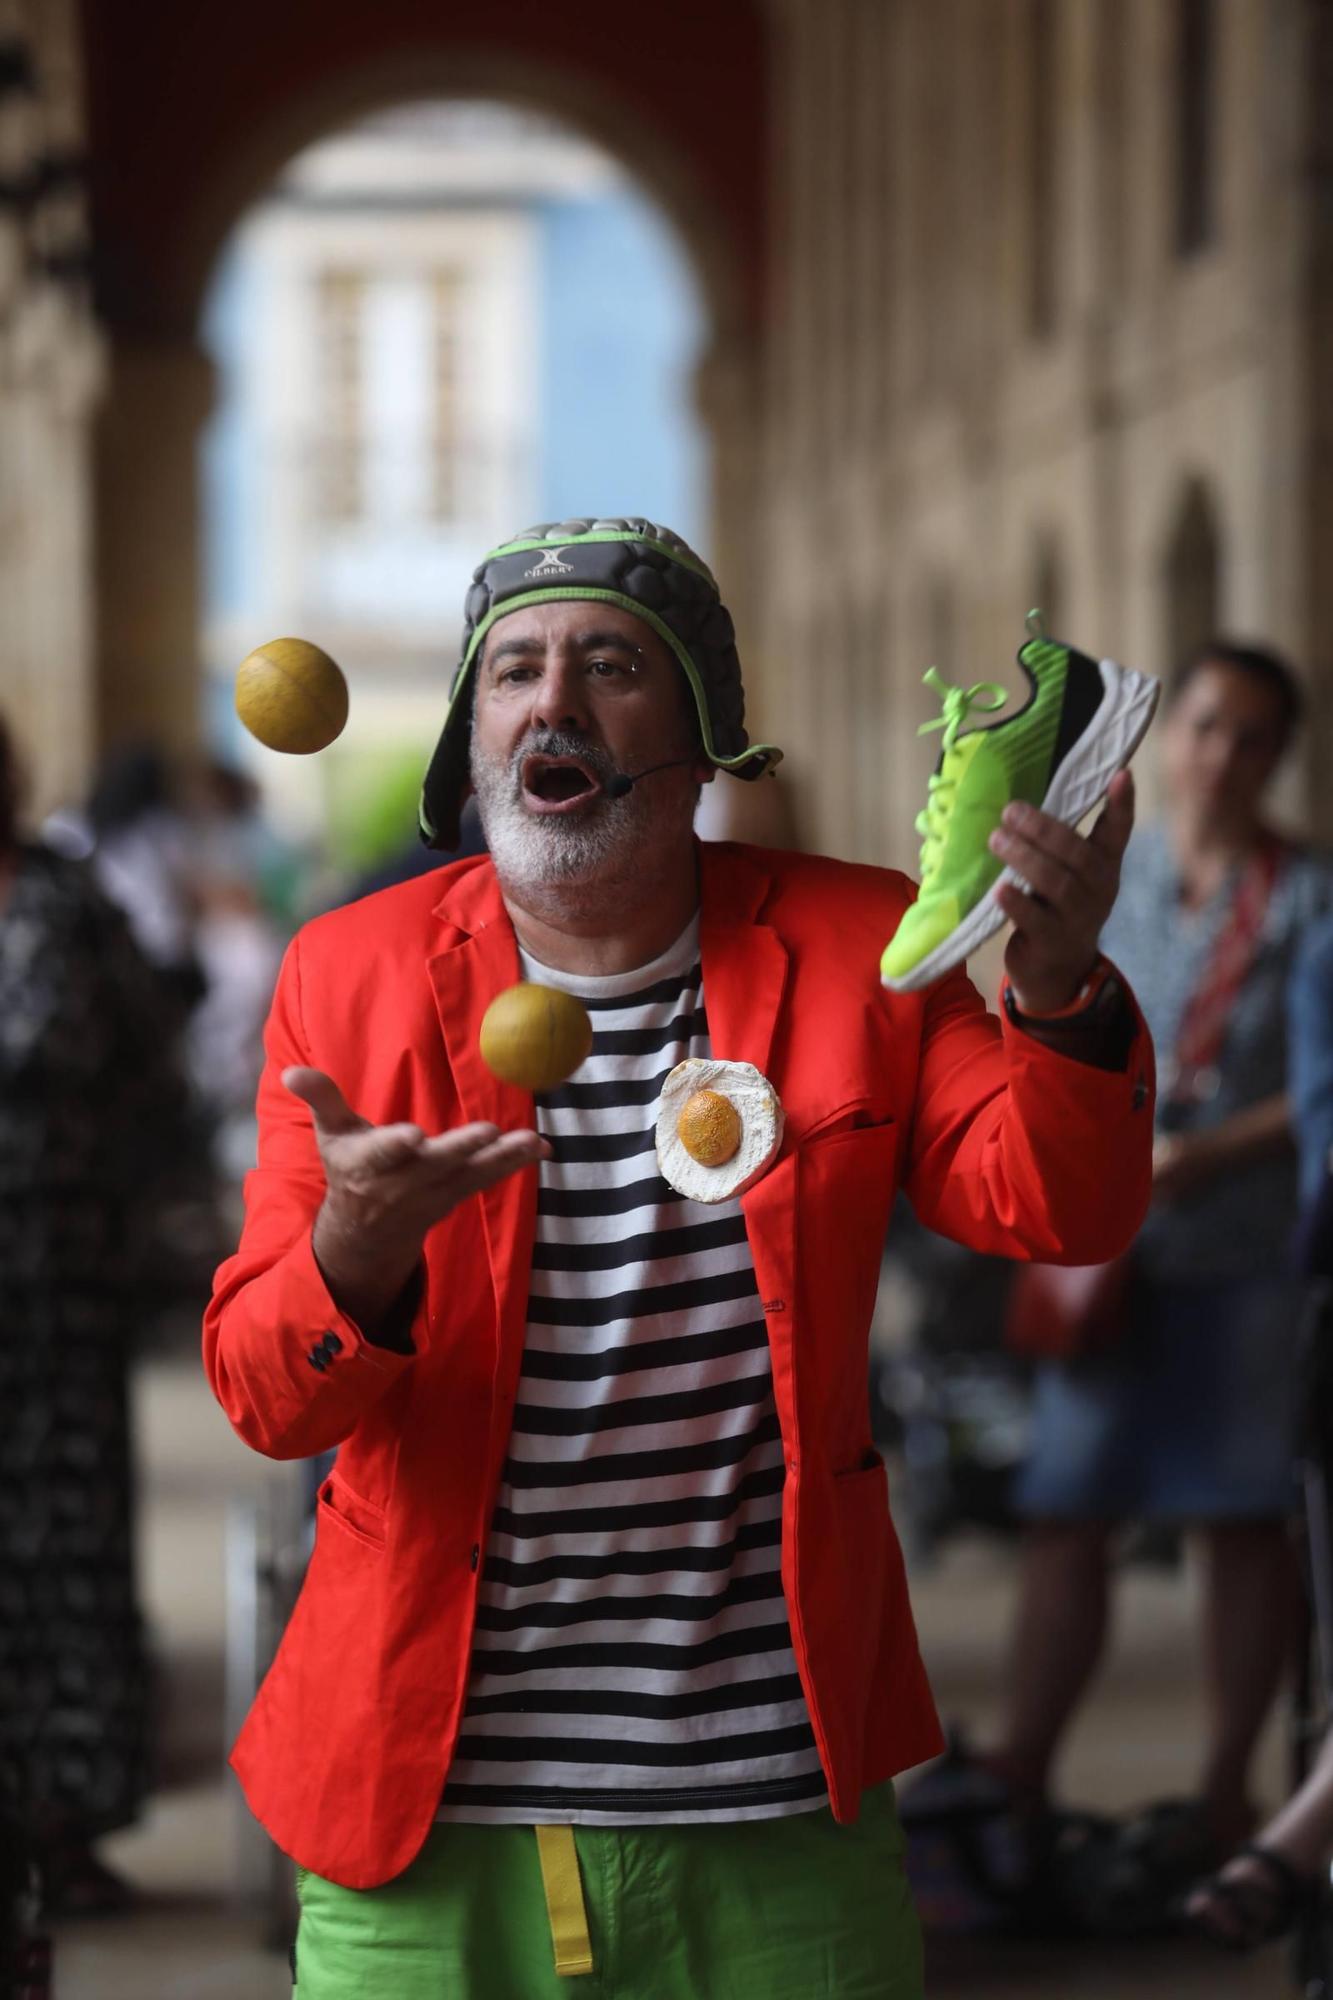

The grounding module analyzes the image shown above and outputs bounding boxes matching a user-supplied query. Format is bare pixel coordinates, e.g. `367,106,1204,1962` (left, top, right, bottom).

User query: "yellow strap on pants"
535,1824,594,1977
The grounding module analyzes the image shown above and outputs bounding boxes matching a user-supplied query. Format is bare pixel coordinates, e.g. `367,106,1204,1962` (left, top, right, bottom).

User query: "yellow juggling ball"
235,638,349,754
479,984,594,1094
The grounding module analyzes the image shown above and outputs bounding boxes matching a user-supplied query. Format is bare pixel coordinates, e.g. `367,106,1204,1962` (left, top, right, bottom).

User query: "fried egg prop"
655,1059,784,1204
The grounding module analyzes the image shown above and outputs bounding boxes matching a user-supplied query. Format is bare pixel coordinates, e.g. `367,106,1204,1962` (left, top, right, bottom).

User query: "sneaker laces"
914,668,1008,877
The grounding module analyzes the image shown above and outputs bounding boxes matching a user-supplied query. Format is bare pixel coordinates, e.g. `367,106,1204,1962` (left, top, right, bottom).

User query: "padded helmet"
419,516,783,850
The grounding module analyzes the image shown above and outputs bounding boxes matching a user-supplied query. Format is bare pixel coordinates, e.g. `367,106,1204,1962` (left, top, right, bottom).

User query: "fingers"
989,800,1120,912
417,1122,530,1170
431,1130,552,1204
356,1121,430,1172
340,1119,524,1184
995,878,1065,950
1088,768,1136,860
375,1127,548,1235
418,1126,550,1185
283,1066,363,1138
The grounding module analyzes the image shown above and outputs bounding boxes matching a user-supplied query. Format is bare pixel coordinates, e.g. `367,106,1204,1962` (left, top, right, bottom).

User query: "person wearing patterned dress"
205,520,1155,1998
0,717,185,1916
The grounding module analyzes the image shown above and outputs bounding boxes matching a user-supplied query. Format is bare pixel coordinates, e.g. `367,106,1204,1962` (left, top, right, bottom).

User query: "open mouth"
521,754,601,811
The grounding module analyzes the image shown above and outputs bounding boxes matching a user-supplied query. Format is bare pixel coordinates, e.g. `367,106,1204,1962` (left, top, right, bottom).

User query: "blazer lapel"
426,867,535,1384
698,841,788,1079
699,843,797,1431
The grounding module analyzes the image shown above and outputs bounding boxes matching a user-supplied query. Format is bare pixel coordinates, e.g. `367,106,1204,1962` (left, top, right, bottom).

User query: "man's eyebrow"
483,629,644,667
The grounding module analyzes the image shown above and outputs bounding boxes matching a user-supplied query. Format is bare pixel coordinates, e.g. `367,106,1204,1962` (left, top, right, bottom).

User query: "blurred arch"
82,2,768,758
123,53,755,364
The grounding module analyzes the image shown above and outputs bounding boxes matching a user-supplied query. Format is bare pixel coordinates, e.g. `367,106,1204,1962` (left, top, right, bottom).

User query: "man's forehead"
480,602,661,661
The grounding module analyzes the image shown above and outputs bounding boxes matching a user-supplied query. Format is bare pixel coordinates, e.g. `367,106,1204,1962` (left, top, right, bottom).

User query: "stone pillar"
1297,0,1333,839
94,335,215,754
0,0,104,816
0,292,103,813
692,332,758,656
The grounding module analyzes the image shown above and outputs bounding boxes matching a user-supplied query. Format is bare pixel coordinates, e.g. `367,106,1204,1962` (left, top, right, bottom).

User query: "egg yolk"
677,1088,742,1167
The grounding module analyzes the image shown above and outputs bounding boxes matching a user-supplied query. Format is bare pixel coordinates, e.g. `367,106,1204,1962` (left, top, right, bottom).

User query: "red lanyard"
1167,834,1287,1103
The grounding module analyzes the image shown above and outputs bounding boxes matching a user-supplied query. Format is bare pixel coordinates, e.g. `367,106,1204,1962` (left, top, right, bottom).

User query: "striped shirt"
438,917,826,1825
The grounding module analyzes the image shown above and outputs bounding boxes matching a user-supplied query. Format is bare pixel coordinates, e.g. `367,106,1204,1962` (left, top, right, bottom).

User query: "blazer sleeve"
202,933,421,1461
901,956,1155,1264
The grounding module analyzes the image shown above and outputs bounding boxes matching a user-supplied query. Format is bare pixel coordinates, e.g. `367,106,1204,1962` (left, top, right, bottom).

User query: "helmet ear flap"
419,660,477,851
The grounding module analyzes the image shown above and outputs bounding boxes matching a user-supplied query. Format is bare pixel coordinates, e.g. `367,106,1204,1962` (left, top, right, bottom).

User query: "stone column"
1297,0,1333,838
0,291,103,813
94,335,215,754
0,0,105,816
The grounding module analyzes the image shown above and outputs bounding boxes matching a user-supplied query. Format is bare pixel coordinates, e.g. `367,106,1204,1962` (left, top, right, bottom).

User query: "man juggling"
207,517,1154,1998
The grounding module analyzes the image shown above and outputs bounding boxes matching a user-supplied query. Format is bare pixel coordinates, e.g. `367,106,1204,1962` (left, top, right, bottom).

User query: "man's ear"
693,756,716,787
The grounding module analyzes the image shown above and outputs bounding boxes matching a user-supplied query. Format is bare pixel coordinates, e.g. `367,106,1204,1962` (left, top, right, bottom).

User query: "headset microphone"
604,758,695,799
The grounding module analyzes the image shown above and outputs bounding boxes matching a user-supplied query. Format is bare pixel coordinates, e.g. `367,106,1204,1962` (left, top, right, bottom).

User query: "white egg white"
654,1058,785,1204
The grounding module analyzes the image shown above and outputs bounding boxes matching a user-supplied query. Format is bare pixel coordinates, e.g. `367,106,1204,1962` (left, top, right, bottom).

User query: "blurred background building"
200,100,705,858
5,0,1331,868
3,2,1332,1992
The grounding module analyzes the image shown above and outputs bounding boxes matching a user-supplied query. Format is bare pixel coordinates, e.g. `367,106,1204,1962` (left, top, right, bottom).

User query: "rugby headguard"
419,516,783,850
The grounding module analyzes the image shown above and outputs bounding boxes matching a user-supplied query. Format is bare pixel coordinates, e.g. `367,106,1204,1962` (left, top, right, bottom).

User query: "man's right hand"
283,1066,550,1333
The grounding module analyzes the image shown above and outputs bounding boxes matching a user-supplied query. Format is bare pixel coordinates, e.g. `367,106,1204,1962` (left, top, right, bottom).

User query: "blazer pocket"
316,1471,387,1552
798,1099,896,1146
797,1121,900,1369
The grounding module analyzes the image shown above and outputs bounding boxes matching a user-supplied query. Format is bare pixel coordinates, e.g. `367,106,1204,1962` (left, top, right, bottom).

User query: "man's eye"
500,666,539,684
589,658,635,678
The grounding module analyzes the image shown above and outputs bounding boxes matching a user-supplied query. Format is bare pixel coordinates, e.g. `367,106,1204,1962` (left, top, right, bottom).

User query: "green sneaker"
880,632,1160,992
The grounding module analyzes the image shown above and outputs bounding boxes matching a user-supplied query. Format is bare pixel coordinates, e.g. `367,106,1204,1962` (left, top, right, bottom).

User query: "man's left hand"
990,769,1135,1015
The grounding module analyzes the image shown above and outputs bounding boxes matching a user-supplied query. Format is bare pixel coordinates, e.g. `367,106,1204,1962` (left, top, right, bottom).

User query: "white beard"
469,729,698,917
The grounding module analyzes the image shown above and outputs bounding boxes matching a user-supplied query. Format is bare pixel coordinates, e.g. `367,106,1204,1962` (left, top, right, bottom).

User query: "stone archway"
81,1,768,755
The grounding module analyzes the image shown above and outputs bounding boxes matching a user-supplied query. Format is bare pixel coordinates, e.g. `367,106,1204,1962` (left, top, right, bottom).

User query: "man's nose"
530,657,590,734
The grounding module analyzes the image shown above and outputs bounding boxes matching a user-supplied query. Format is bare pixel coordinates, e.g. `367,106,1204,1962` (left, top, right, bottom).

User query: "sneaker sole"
882,658,1161,993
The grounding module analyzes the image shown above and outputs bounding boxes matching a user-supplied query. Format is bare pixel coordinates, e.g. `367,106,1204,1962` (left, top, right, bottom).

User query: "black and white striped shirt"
438,917,827,1825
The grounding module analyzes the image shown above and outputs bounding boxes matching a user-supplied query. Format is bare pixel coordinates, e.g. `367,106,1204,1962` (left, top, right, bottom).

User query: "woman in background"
1184,904,1333,1950
0,717,184,1914
989,641,1333,1918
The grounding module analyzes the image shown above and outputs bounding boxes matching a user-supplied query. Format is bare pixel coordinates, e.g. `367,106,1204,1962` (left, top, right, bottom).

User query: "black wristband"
1003,969,1137,1073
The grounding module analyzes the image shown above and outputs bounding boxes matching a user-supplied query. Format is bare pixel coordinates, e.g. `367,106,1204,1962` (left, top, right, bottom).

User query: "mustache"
501,729,619,785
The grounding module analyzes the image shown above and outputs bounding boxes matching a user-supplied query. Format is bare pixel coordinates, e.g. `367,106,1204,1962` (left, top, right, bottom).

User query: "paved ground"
51,1349,1296,1997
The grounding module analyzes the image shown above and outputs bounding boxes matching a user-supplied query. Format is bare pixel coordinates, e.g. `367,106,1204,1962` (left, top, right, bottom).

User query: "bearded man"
205,518,1153,1999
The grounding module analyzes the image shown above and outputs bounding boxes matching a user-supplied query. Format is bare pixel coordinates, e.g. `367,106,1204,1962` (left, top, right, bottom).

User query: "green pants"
293,1787,924,1999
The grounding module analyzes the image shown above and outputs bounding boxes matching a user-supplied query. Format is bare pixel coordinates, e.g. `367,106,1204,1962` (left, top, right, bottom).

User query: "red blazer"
204,841,1154,1888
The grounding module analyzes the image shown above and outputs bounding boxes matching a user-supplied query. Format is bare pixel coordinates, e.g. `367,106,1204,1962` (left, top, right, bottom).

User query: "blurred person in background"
339,797,485,905
970,639,1333,1920
1182,894,1333,1950
1290,904,1333,1238
186,758,305,929
46,739,203,1015
184,761,295,1184
0,715,187,1915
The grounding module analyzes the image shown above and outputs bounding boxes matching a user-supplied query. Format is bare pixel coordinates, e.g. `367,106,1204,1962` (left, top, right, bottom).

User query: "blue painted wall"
201,238,257,627
535,185,704,543
201,168,707,668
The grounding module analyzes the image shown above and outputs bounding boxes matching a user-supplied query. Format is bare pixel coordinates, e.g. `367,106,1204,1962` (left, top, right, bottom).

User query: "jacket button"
307,1346,328,1372
470,1544,480,1572
322,1331,343,1358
